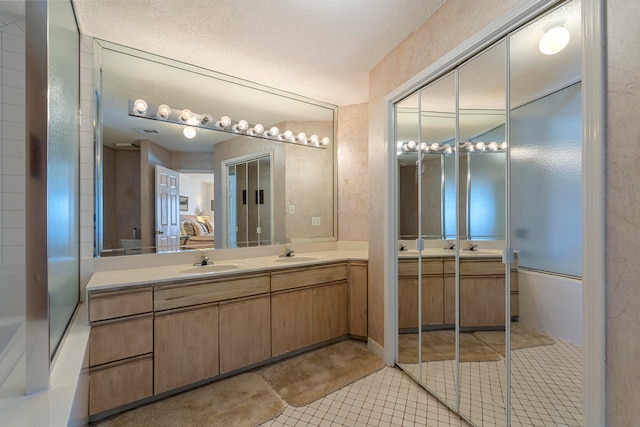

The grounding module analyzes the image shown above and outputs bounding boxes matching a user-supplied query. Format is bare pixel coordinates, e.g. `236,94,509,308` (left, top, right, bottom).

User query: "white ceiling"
72,0,445,106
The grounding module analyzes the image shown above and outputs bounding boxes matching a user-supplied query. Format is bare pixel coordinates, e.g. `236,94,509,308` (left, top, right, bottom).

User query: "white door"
155,165,180,252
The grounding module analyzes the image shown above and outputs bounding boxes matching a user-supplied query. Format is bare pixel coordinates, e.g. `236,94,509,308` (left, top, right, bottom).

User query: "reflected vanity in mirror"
94,40,336,256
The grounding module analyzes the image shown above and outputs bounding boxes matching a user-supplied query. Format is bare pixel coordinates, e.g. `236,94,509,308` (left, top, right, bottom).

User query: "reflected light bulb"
296,132,307,143
443,143,452,155
179,109,192,123
321,137,330,146
217,116,232,128
539,26,570,55
157,104,171,119
309,135,319,145
475,142,486,151
419,142,428,152
499,142,508,150
133,99,148,115
407,140,416,150
268,126,279,137
200,113,213,126
430,143,440,151
183,126,196,139
488,142,498,151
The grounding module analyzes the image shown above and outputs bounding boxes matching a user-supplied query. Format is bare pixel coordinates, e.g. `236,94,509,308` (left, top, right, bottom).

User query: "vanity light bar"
129,99,330,149
397,140,507,155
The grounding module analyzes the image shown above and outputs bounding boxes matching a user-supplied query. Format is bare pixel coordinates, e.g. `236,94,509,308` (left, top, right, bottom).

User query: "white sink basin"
274,256,320,263
179,264,240,274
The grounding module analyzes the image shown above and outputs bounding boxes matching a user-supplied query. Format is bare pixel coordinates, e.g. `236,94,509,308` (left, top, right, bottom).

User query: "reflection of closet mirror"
94,40,336,256
225,154,272,248
395,1,582,426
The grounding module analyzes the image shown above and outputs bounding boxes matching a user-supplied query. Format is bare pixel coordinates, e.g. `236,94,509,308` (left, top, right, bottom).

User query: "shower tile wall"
0,12,25,269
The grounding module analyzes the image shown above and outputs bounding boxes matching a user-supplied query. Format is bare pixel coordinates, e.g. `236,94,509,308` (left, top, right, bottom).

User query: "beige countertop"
86,249,369,292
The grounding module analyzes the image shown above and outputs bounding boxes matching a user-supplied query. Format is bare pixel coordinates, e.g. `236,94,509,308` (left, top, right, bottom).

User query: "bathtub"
0,315,25,390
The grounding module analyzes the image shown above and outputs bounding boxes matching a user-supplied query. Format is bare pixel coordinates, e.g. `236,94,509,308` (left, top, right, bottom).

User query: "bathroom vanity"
398,251,518,331
86,253,368,417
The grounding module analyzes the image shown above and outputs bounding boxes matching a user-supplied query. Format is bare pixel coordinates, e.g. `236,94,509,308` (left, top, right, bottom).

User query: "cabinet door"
219,295,271,374
348,262,368,337
459,276,506,328
312,282,348,343
154,304,219,394
398,276,444,329
271,289,313,356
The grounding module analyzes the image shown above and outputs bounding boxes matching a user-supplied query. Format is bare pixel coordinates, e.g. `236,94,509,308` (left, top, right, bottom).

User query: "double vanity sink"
176,256,321,274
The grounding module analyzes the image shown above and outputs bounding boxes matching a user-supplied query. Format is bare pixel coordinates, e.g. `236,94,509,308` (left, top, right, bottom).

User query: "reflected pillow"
206,220,214,234
194,221,209,236
183,221,196,236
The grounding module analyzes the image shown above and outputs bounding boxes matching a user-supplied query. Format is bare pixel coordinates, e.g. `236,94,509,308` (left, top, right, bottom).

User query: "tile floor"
260,365,467,427
398,334,582,426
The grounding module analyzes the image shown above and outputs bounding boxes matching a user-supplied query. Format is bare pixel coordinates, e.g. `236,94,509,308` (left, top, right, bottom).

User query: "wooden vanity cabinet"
87,287,153,416
312,281,348,343
398,259,445,330
271,288,313,356
348,261,368,337
443,257,520,328
154,304,219,394
219,294,271,373
270,263,349,355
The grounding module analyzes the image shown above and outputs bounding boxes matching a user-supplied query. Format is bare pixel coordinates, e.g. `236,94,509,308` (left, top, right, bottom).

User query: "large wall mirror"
94,40,336,256
395,0,582,426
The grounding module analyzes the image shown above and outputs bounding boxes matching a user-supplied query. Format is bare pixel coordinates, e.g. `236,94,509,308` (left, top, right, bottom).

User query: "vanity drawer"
154,273,270,311
89,287,153,322
89,314,153,366
271,262,348,292
398,259,443,277
89,354,153,415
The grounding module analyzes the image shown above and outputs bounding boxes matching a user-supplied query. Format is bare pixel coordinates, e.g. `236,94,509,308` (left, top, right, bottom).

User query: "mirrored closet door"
394,1,583,426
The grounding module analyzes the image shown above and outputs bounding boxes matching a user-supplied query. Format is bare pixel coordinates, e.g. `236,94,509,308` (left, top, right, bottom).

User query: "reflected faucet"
399,242,407,252
465,241,478,251
194,255,210,266
444,240,456,250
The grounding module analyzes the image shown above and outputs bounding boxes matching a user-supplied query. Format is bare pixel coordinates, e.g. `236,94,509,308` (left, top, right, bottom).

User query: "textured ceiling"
72,0,445,106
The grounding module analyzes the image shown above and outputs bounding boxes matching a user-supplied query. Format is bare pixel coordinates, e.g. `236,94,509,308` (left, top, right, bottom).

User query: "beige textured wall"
606,0,640,424
337,103,369,241
366,0,520,347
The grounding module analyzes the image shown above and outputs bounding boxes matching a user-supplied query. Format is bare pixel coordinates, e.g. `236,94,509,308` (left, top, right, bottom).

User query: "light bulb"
251,124,264,135
268,126,279,137
539,26,570,55
475,142,486,151
157,104,171,119
183,126,196,139
217,116,232,128
282,130,294,141
186,117,198,126
133,99,148,115
488,142,498,151
407,140,416,150
430,143,440,151
232,120,249,132
321,137,330,146
179,109,192,123
296,132,307,143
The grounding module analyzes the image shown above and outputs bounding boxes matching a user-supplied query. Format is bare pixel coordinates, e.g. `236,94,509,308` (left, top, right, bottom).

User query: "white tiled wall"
0,12,25,267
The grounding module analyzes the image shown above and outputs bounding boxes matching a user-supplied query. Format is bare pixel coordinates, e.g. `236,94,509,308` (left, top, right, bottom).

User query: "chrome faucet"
282,246,295,257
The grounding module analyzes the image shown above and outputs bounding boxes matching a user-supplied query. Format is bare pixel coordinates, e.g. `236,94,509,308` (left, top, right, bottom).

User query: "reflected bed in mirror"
94,40,337,256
